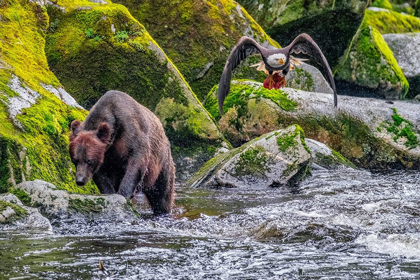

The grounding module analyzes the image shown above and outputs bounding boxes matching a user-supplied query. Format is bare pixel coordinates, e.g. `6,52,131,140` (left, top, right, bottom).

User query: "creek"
1,168,420,279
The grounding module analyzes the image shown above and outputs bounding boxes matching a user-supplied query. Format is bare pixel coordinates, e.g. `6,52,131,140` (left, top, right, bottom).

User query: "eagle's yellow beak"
277,58,285,65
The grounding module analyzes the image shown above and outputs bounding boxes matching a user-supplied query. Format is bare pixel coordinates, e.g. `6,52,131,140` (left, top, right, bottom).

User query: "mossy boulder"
205,80,420,170
383,33,420,98
116,0,280,101
188,125,311,189
0,193,51,230
15,180,139,220
237,0,368,68
306,139,355,169
44,1,226,179
372,0,415,14
363,7,420,34
205,80,298,147
335,22,409,99
0,0,96,194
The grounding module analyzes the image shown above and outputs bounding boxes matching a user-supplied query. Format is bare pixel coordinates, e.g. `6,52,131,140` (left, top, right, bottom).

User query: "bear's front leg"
93,172,116,194
117,157,146,198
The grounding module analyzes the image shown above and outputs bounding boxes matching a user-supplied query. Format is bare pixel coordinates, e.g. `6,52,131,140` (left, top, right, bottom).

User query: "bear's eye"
86,159,93,166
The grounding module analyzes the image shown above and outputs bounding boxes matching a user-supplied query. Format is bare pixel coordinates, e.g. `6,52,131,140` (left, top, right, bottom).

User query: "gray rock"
0,193,52,231
206,80,420,169
188,125,311,189
383,33,420,98
286,63,334,95
383,33,420,78
306,138,355,169
16,180,138,221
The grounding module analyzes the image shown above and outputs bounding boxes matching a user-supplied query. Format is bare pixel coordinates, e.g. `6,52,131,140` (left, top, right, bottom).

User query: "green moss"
68,198,105,214
116,0,280,101
234,146,270,177
0,0,98,194
371,0,393,10
9,188,31,206
0,200,27,223
45,2,224,172
380,108,419,149
416,0,420,17
364,9,420,34
335,20,409,98
276,125,310,154
205,80,297,120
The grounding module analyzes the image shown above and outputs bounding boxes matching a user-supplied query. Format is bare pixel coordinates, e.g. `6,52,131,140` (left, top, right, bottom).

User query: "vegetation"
0,0,95,194
116,0,280,101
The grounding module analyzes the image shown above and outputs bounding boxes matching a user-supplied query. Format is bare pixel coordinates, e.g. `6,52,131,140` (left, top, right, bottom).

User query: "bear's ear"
97,123,111,143
70,120,81,136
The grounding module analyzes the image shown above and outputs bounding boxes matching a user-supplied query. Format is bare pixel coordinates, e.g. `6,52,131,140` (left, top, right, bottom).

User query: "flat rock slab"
15,180,138,221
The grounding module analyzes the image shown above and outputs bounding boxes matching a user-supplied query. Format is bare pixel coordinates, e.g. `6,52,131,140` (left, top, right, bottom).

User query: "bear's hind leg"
143,169,175,215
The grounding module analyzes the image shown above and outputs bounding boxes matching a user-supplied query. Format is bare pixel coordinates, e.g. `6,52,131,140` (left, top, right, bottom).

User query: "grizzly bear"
69,90,175,215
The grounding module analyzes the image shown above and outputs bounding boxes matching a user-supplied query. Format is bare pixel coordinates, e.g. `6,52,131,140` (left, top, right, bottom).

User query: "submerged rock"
188,125,311,189
117,0,280,100
45,1,226,179
205,80,420,170
0,193,52,230
237,0,368,68
14,180,138,221
383,33,420,98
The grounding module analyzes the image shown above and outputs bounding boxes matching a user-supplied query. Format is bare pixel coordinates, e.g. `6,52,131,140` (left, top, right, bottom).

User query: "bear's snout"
76,177,86,186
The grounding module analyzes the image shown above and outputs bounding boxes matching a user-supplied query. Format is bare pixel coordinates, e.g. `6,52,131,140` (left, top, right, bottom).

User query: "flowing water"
1,168,420,279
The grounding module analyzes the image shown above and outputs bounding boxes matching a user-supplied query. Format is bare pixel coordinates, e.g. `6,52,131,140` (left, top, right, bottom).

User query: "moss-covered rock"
372,0,415,14
364,7,420,34
306,138,356,169
15,180,139,220
0,0,96,194
205,80,297,146
335,21,409,99
115,0,280,101
0,193,51,229
237,0,368,68
187,125,311,189
416,0,420,17
205,80,420,170
44,1,226,179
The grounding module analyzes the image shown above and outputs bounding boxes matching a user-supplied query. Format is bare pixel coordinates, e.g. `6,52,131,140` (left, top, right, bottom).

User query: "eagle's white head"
266,53,287,68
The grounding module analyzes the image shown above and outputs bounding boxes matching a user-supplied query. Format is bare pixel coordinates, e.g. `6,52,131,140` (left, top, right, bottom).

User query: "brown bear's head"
69,120,111,186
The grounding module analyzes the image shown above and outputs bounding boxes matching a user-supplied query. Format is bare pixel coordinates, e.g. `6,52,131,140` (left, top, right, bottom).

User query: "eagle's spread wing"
286,33,337,107
218,37,267,114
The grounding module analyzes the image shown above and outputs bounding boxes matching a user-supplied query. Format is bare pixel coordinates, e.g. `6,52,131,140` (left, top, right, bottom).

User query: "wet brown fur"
69,91,175,215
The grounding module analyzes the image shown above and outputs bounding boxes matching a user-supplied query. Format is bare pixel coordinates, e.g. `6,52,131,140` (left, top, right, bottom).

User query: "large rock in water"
383,33,420,98
237,0,368,68
45,1,225,179
116,0,280,100
188,125,311,189
205,80,420,170
335,22,408,99
0,0,95,194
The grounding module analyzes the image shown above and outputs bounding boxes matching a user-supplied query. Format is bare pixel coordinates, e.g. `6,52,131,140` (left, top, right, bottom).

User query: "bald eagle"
217,33,337,114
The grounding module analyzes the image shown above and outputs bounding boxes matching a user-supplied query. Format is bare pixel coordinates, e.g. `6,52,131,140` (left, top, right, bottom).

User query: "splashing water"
1,168,420,279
